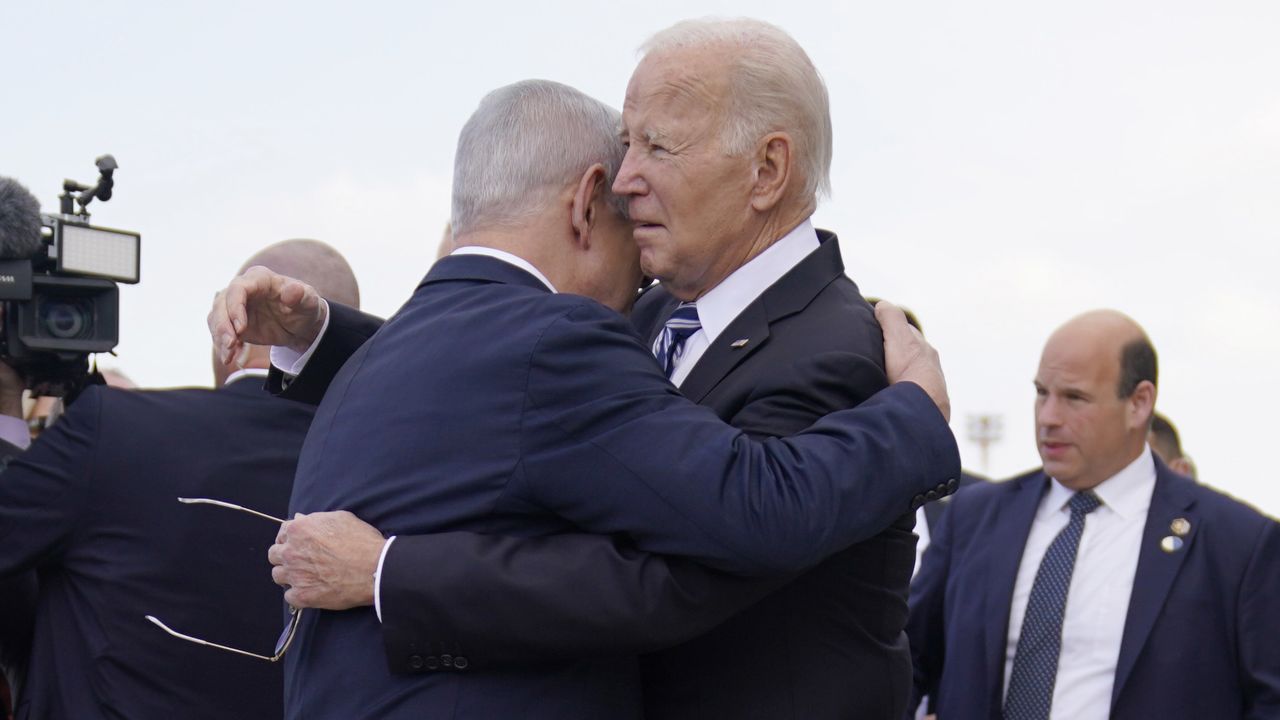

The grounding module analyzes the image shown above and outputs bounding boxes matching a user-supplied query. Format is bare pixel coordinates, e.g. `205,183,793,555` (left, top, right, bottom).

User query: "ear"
749,132,794,212
1128,380,1157,431
570,163,609,250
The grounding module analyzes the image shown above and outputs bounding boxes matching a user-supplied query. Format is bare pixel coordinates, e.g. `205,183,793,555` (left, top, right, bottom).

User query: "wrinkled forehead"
1036,331,1121,387
624,47,731,118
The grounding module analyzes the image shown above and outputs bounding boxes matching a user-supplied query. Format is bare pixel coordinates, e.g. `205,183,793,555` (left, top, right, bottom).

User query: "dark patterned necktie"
651,302,701,377
1003,490,1103,720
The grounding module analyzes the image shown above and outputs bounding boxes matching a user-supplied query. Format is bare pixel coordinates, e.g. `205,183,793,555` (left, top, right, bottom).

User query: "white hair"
641,18,833,201
451,80,626,236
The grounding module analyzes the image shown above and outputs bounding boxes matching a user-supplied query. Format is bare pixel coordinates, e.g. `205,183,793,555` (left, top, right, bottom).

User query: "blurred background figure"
0,239,358,720
1149,412,1197,479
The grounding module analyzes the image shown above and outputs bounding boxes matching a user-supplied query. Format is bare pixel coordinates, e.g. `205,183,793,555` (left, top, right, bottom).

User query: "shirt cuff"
268,299,331,376
0,414,31,449
374,535,396,622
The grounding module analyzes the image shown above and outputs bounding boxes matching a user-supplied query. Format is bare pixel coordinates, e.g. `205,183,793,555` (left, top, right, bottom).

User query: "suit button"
454,656,469,670
947,478,959,491
911,494,925,510
441,654,454,668
408,655,424,671
425,656,440,670
925,490,940,502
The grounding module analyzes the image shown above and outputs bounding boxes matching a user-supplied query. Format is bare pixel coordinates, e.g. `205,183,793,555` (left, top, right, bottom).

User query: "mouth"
1039,440,1071,458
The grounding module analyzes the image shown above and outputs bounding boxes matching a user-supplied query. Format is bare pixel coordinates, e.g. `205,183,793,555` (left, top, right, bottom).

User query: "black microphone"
0,177,45,260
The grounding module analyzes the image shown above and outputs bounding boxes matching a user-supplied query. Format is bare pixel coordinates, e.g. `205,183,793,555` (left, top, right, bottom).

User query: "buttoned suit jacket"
907,458,1280,719
377,232,931,719
0,379,316,720
276,253,959,719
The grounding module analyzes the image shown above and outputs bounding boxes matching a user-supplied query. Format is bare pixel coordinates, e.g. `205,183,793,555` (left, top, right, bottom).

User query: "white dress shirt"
1003,447,1157,720
668,219,820,387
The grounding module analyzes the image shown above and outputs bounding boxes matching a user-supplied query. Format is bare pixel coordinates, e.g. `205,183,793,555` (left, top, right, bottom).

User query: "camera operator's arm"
208,267,383,404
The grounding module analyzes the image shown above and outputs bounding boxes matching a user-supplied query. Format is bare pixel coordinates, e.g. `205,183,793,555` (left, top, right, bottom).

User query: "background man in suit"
908,309,1280,720
0,239,359,719
212,78,958,719
1149,411,1197,479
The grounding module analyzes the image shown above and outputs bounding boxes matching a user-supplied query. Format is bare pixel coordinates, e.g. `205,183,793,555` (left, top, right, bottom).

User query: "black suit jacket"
276,253,958,719
0,379,316,720
372,233,945,718
908,459,1280,719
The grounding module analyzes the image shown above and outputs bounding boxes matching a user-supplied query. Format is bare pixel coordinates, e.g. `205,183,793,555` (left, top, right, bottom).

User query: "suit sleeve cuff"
374,535,397,622
269,299,331,377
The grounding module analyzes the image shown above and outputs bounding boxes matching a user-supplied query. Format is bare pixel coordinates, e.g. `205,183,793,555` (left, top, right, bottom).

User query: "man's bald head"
215,239,360,386
1044,309,1157,401
1034,310,1159,490
239,239,360,309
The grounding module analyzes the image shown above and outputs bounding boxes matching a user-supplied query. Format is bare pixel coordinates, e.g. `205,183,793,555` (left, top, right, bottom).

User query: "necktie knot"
1069,490,1102,517
653,302,701,377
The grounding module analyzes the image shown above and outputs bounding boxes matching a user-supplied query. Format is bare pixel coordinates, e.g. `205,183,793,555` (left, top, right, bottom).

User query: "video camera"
0,156,140,397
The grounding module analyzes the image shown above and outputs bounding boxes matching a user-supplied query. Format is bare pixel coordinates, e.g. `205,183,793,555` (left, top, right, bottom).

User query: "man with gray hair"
211,75,958,718
222,18,937,720
395,20,919,718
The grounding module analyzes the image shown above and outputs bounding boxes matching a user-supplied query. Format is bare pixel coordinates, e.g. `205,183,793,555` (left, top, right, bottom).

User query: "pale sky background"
5,1,1278,515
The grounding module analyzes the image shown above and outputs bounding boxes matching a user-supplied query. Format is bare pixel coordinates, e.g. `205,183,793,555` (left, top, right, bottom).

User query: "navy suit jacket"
0,378,316,720
374,232,935,719
280,254,959,719
907,458,1280,719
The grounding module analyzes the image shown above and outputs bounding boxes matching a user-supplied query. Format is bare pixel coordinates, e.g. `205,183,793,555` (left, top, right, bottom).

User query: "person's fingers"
271,563,289,587
268,542,285,566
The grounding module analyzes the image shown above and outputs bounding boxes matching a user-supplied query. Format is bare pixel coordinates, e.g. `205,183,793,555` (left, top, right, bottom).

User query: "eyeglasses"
144,496,301,662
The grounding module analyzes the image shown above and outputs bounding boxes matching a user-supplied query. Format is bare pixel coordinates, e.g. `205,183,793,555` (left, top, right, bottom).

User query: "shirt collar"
1044,446,1157,521
224,367,270,386
693,218,820,346
450,246,558,293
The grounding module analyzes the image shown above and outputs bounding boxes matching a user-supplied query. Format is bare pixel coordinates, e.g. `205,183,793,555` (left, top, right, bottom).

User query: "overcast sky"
6,1,1278,515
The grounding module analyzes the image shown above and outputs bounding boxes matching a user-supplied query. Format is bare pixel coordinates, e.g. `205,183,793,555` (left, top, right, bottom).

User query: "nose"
1036,395,1061,430
612,146,645,197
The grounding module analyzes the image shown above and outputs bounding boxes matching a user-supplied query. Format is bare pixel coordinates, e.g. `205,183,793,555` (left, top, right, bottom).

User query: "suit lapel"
678,303,771,403
673,230,846,404
983,473,1048,708
1111,463,1197,708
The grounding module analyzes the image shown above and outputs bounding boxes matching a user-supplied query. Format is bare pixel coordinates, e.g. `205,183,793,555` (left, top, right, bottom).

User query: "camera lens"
39,299,92,339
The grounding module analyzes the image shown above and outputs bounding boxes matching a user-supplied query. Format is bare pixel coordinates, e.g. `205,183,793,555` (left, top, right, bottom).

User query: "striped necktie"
651,302,701,378
1003,489,1103,720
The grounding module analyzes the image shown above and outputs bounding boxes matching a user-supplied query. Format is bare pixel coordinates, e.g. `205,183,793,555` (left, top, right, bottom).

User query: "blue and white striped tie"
652,302,701,378
1003,490,1103,720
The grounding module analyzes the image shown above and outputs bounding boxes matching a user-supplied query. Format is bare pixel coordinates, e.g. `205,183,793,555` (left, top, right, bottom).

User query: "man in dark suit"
224,20,946,720
0,239,359,719
908,310,1280,720
212,78,959,719
360,20,932,718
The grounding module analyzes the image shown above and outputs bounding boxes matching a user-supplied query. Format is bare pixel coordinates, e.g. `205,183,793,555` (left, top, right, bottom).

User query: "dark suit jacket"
279,253,959,719
0,378,316,720
907,458,1280,719
921,470,987,531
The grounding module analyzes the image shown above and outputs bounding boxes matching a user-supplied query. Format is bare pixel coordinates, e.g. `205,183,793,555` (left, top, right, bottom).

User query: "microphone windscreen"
0,177,44,260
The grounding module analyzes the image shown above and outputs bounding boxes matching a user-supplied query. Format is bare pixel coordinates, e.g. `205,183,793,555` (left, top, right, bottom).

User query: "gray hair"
641,18,833,201
451,80,626,236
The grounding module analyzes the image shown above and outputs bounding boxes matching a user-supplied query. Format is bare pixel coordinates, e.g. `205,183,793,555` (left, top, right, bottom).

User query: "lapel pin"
730,338,750,349
1160,536,1184,554
1170,518,1191,537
